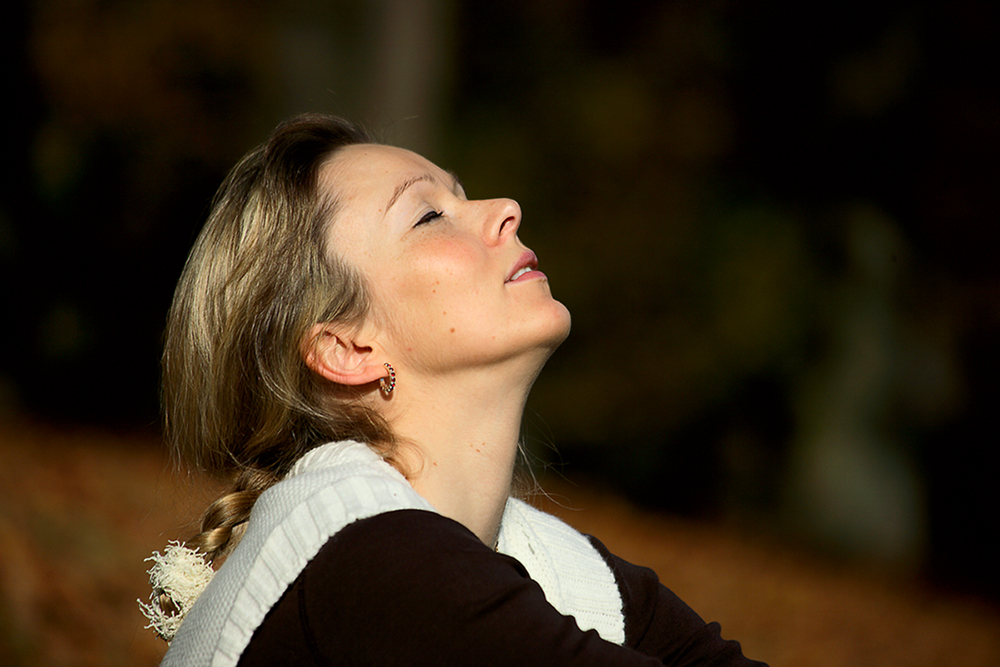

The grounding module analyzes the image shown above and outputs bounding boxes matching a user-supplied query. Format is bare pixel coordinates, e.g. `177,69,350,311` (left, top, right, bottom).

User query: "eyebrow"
384,171,466,214
385,174,433,213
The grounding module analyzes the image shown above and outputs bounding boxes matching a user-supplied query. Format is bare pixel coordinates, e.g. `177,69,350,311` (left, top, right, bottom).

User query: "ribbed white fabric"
162,441,624,666
497,499,625,644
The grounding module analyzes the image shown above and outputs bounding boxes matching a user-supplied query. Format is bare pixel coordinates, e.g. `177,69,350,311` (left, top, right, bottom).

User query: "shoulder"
163,442,435,667
304,509,528,603
240,509,540,666
243,510,677,667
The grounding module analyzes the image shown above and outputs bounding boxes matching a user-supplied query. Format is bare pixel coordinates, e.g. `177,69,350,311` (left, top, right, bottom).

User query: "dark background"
2,0,997,604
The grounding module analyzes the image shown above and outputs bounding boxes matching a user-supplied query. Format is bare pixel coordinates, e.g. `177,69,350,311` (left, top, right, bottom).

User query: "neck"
385,364,537,546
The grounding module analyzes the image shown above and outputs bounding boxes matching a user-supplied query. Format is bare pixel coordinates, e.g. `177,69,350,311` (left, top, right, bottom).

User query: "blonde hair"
163,114,395,563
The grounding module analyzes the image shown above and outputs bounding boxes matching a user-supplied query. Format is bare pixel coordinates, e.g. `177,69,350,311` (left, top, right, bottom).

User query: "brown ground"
1,422,998,666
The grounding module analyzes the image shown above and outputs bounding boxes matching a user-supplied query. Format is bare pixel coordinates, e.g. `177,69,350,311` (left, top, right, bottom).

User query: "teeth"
509,266,533,281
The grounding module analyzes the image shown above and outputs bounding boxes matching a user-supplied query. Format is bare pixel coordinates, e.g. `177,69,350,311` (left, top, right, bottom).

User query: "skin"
304,144,571,547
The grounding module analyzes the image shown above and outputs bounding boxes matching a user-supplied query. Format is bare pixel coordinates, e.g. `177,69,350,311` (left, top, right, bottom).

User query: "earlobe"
301,323,385,387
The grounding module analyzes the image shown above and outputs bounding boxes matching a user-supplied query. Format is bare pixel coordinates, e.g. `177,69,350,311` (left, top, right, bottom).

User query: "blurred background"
1,1,998,665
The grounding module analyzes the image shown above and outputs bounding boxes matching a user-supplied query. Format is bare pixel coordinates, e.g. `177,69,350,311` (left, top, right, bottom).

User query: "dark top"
238,509,766,666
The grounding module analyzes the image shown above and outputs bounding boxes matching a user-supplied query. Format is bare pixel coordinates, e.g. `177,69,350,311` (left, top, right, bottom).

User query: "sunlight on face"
320,144,570,377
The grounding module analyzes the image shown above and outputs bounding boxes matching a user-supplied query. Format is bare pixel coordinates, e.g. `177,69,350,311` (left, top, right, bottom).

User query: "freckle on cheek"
450,327,455,333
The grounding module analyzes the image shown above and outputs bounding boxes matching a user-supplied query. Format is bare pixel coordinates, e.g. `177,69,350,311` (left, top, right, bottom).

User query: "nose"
484,198,521,244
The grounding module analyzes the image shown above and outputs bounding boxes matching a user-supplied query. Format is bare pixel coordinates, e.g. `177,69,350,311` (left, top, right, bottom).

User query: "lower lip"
506,269,546,284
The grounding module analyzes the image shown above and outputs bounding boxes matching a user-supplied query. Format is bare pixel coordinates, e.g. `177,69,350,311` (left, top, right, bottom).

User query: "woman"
142,114,766,666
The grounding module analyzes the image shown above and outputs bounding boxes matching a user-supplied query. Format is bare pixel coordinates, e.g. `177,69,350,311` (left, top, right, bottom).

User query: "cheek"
377,246,493,339
395,239,486,300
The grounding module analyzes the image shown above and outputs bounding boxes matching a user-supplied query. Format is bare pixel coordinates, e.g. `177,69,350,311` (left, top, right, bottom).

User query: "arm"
240,509,664,667
588,536,767,667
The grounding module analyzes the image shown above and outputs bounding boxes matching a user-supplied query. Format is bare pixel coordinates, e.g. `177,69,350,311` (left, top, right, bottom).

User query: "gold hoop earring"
379,362,396,395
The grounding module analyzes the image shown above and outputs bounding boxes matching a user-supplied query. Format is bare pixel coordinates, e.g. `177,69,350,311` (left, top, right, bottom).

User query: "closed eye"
415,209,443,226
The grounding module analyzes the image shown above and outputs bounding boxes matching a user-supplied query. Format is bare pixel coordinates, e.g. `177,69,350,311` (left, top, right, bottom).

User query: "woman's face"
320,144,571,377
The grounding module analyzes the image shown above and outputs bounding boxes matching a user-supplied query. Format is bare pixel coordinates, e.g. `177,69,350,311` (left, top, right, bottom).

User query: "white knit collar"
288,439,385,477
160,440,624,666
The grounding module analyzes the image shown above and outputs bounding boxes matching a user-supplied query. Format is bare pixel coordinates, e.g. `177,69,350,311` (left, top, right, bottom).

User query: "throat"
404,438,517,547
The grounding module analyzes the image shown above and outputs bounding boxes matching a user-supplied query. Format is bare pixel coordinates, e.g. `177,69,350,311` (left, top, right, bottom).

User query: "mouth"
505,251,541,283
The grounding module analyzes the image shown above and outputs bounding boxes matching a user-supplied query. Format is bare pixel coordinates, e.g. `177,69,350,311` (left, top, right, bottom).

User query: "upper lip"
505,250,538,282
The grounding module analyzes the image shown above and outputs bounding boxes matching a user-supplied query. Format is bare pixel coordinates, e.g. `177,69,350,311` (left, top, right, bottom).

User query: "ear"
301,323,386,387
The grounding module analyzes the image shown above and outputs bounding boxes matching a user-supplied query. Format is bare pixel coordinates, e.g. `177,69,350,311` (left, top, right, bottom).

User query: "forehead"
320,143,444,208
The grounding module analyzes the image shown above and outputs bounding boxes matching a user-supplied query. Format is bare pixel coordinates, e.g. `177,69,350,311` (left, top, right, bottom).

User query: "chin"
539,299,572,351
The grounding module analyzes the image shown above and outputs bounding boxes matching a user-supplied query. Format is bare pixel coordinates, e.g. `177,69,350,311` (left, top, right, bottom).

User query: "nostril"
490,199,520,240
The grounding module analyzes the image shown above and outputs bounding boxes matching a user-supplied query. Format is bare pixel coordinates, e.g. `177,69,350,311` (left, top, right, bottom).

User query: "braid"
187,467,280,564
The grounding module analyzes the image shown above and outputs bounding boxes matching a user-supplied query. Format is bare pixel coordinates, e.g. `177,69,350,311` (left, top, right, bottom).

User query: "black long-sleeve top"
238,509,766,666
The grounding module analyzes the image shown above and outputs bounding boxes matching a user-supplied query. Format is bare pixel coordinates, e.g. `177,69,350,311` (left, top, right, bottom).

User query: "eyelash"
416,210,443,226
